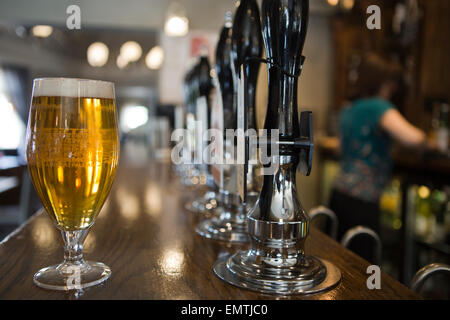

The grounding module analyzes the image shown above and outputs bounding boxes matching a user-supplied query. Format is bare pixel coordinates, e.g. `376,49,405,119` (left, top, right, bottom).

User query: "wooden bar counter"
0,145,420,300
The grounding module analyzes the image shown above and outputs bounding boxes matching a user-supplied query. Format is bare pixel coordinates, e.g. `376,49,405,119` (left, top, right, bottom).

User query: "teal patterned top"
333,98,394,203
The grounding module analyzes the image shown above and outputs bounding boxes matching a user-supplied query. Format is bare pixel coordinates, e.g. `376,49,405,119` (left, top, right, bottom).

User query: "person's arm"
379,109,427,148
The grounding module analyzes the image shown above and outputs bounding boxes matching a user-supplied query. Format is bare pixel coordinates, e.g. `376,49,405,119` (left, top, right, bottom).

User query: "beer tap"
216,12,234,136
185,12,234,215
213,0,342,295
185,52,221,213
195,0,263,243
179,64,202,186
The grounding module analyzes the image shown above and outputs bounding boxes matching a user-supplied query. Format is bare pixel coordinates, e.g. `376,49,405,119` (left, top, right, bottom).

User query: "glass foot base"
33,261,111,291
213,252,341,295
195,217,249,243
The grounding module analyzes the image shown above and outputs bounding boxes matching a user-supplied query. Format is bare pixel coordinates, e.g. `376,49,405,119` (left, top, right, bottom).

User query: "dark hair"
349,53,403,100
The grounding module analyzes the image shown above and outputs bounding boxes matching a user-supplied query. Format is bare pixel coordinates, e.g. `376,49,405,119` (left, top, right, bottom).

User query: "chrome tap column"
185,53,221,214
213,0,341,294
195,0,263,243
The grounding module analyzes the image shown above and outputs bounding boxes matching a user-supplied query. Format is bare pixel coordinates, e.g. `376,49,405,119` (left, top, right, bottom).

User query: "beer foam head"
33,78,115,99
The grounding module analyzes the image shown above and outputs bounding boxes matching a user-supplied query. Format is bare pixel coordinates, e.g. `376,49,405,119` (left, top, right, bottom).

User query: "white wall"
158,30,218,105
0,0,239,31
297,15,334,211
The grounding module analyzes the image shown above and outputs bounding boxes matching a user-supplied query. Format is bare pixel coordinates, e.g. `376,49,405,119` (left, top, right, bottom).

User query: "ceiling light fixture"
145,46,164,70
87,42,109,67
327,0,339,6
341,0,355,10
116,54,128,69
164,1,189,37
120,41,143,63
32,25,53,38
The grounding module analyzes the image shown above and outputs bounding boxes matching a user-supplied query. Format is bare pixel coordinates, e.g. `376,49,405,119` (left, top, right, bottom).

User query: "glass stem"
61,229,89,270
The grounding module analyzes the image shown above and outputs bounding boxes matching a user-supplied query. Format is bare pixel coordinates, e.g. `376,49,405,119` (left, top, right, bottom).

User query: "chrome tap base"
195,191,258,243
195,214,249,243
195,209,249,243
212,154,342,294
213,251,341,295
185,190,219,216
179,166,214,188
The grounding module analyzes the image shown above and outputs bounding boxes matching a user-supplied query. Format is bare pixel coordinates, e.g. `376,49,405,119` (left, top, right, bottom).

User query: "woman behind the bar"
330,53,433,259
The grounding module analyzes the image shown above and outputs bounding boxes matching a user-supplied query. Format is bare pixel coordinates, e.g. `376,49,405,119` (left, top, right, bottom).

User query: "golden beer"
27,78,118,290
27,95,119,230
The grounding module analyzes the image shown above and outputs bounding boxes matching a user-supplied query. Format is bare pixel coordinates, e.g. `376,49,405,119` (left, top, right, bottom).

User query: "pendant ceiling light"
341,0,355,10
145,46,165,70
164,0,189,37
326,0,354,11
327,0,339,6
87,42,109,67
32,25,53,38
120,41,143,63
116,54,128,69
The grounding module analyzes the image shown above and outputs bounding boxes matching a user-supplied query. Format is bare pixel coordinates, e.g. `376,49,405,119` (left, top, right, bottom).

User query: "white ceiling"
0,0,334,107
0,0,332,31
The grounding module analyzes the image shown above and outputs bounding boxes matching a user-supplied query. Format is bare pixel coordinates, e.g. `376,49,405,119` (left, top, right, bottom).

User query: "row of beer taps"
175,0,342,295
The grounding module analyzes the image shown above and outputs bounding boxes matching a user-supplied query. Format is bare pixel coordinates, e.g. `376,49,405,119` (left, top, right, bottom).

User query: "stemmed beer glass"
26,78,120,290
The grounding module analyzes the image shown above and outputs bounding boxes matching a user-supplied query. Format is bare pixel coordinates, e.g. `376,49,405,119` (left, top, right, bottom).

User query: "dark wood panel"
0,151,420,300
331,0,449,130
413,0,450,127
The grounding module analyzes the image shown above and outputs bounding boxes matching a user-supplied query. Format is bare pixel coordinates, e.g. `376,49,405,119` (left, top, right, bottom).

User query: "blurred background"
0,0,448,296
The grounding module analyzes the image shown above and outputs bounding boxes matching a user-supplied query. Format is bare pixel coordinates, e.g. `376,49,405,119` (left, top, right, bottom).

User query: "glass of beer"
26,78,120,290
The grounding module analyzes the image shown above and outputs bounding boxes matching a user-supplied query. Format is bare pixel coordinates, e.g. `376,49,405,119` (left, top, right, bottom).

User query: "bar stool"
308,206,338,240
341,226,382,265
410,263,450,296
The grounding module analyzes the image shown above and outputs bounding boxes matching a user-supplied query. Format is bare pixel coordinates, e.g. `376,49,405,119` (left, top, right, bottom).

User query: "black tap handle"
215,13,234,132
252,111,313,176
260,0,309,141
231,0,263,131
261,0,309,77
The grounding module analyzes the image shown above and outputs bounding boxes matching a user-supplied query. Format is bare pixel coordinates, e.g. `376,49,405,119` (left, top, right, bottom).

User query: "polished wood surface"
0,144,420,300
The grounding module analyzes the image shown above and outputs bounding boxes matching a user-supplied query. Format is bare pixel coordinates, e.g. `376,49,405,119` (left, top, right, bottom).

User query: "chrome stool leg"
341,226,382,265
410,263,450,294
309,206,339,240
